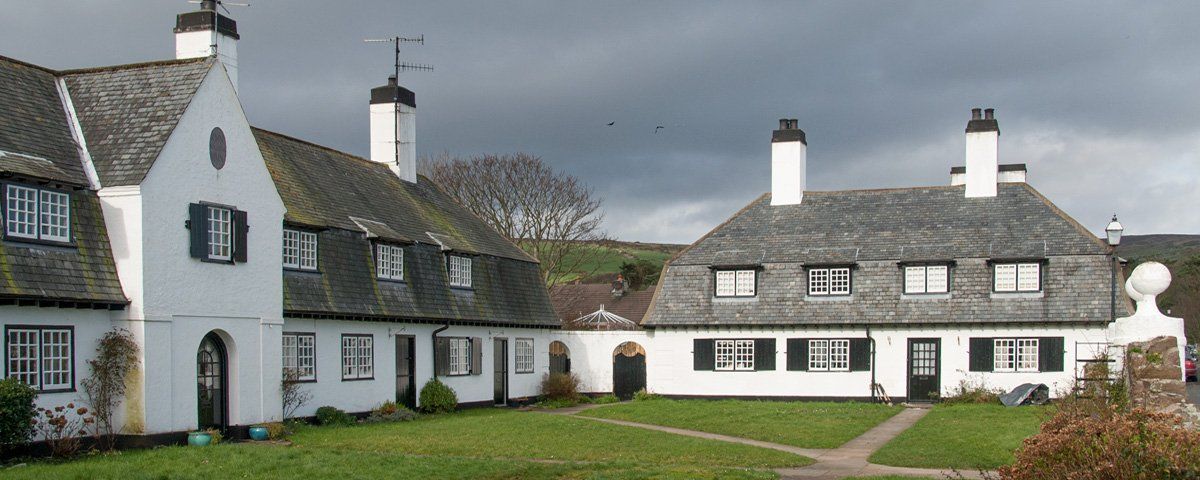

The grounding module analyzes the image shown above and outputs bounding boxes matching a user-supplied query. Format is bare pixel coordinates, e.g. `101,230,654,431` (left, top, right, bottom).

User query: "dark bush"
539,372,581,401
419,379,458,414
365,401,417,423
0,377,36,452
999,407,1200,479
314,406,355,426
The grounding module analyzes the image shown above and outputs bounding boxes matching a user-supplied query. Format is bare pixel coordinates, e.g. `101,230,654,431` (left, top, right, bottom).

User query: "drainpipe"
867,326,877,402
431,322,449,379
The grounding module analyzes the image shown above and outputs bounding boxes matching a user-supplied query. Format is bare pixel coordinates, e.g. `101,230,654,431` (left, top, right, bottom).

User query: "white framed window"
715,340,735,371
808,339,830,371
829,339,850,371
4,326,73,391
448,337,471,375
515,338,534,373
808,267,851,296
283,229,318,270
904,265,950,294
714,339,754,371
1017,339,1039,372
5,184,70,242
715,269,756,297
207,206,232,261
735,339,754,370
448,255,472,288
994,262,1040,292
341,334,373,380
993,338,1016,372
376,244,405,280
282,332,316,381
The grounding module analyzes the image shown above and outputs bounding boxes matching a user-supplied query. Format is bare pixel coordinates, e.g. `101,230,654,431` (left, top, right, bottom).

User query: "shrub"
940,378,1003,405
633,389,659,401
35,403,93,458
1000,407,1200,479
281,369,313,420
0,378,36,453
262,421,291,440
419,379,458,414
314,406,355,426
539,373,581,401
202,428,223,445
592,394,620,404
365,401,417,423
81,328,139,450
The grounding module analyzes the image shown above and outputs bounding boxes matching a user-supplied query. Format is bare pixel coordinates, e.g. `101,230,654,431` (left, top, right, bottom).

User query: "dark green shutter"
754,339,776,371
233,209,248,263
787,338,809,371
969,338,994,372
435,337,450,376
188,203,207,258
1039,337,1065,372
693,339,714,371
470,337,483,375
849,338,871,371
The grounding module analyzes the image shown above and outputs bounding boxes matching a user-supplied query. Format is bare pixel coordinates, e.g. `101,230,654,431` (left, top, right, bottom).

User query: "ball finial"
1129,262,1171,297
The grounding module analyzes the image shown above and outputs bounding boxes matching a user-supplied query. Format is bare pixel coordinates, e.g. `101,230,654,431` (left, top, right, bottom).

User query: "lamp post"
1105,214,1124,322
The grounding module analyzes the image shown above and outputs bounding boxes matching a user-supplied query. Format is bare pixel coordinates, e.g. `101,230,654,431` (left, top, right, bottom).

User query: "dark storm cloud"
4,1,1198,242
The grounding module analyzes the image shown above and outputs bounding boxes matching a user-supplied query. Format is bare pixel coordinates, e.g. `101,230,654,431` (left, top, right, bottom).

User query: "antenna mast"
365,36,432,172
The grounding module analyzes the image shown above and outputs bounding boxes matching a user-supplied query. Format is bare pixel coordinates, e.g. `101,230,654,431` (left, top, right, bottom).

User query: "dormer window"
283,229,318,271
714,269,756,297
4,184,70,243
448,255,472,288
376,244,404,281
993,262,1041,292
808,267,851,296
904,264,950,294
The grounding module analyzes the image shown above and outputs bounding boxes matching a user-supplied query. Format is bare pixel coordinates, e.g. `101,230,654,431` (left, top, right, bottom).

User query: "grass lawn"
579,399,903,449
4,409,808,479
843,476,936,480
868,403,1048,470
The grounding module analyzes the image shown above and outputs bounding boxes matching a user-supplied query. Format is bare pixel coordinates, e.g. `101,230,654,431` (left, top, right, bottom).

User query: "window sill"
376,277,407,284
712,296,758,303
340,377,375,382
35,388,76,394
990,291,1044,299
449,286,474,291
287,378,318,383
515,370,534,375
285,267,322,274
901,293,951,300
804,295,853,302
443,373,471,377
200,257,235,265
2,237,76,249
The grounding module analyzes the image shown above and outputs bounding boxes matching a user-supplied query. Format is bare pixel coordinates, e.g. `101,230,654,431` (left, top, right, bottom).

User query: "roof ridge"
250,126,424,178
58,56,212,76
803,184,961,195
1017,182,1111,252
0,54,59,74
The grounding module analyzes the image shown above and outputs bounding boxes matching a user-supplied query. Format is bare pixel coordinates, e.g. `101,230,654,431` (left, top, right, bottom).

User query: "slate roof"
62,58,212,187
0,56,85,183
255,128,558,327
551,284,656,324
647,183,1117,327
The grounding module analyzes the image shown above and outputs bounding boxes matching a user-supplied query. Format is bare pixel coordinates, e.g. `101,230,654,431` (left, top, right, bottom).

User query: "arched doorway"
612,342,646,400
549,341,571,374
197,332,228,430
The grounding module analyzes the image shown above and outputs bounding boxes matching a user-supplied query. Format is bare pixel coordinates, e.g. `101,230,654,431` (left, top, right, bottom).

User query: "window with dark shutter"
787,338,809,371
1038,337,1065,372
435,337,450,376
693,339,715,371
470,337,483,375
754,338,776,371
188,203,208,258
969,338,994,372
233,209,248,263
849,338,871,371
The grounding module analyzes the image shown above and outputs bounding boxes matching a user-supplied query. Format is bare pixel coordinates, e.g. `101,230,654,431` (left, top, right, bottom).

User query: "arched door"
612,342,646,400
197,332,228,430
549,341,571,374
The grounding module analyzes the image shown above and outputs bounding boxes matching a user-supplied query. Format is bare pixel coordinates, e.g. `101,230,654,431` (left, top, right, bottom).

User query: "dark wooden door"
613,352,646,400
907,338,940,402
196,332,227,430
493,338,508,405
549,353,570,374
395,335,416,409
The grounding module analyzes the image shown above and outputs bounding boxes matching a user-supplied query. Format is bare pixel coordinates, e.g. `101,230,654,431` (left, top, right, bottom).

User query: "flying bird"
654,125,664,134
606,121,615,126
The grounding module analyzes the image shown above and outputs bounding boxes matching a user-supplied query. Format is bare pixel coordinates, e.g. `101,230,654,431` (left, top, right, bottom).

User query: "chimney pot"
984,108,994,120
387,75,397,86
779,118,789,130
971,108,982,120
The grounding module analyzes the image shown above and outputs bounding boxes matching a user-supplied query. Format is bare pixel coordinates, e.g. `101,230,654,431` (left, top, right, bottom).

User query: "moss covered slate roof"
0,56,85,183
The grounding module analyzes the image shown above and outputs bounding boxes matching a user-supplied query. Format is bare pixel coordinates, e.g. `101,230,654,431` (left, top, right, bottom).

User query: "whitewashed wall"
556,330,653,394
281,318,559,416
646,325,1111,400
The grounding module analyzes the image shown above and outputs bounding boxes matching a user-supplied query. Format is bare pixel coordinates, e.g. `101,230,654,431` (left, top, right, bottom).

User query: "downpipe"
867,326,877,402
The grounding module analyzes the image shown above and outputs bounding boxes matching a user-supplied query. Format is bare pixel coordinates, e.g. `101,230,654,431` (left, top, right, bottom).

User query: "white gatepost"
1107,261,1187,380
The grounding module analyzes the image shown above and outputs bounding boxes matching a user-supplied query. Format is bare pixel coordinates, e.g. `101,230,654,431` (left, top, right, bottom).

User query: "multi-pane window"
715,269,756,297
341,334,373,380
994,262,1041,292
808,339,849,371
448,255,472,288
515,338,534,373
4,184,70,242
714,340,754,371
207,206,232,261
904,265,950,294
282,333,316,381
448,338,471,375
376,244,404,280
993,338,1039,372
808,267,851,296
282,229,318,270
5,327,72,391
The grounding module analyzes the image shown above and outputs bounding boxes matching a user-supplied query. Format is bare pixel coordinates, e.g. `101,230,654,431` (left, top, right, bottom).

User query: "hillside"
1118,234,1200,342
551,240,686,285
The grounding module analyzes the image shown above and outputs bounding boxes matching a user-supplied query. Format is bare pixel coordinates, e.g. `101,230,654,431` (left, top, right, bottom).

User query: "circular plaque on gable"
209,127,227,170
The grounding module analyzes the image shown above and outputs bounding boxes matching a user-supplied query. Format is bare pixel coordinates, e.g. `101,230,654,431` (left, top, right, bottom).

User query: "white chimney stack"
174,0,240,93
963,107,999,198
370,76,417,183
770,118,807,206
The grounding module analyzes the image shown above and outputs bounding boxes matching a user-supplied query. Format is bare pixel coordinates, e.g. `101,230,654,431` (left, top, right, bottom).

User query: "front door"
493,338,508,405
612,342,647,400
197,332,228,430
907,338,941,402
395,335,416,409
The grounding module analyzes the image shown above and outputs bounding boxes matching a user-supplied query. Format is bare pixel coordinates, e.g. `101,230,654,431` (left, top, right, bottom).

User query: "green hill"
550,240,685,285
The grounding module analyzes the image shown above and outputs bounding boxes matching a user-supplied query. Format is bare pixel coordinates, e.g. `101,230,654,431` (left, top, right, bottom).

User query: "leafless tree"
421,152,611,288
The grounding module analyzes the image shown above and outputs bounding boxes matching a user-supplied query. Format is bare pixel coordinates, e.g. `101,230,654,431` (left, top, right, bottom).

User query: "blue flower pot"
188,431,212,446
248,426,269,441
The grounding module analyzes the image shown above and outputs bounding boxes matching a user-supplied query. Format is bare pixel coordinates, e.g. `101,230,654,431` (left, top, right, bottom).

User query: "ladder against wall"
1073,341,1117,399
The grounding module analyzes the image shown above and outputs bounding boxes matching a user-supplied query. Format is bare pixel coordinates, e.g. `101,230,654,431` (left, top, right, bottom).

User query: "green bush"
633,389,659,401
592,394,620,404
314,406,355,426
419,379,458,414
365,401,417,423
940,378,1003,405
0,377,36,452
539,372,582,401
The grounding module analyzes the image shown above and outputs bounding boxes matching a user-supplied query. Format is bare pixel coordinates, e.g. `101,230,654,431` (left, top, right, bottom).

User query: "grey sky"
4,1,1198,243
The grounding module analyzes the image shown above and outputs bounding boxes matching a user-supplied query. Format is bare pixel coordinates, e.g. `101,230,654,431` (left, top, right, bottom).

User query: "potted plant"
187,430,212,446
248,425,269,441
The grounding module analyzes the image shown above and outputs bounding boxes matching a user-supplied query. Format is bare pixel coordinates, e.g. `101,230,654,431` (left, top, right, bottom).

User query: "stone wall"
1125,336,1195,423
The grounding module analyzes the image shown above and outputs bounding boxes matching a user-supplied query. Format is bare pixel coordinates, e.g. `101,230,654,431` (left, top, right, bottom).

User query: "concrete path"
544,404,989,480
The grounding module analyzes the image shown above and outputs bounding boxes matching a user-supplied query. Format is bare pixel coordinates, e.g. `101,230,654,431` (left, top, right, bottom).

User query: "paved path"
543,403,988,480
1188,382,1200,406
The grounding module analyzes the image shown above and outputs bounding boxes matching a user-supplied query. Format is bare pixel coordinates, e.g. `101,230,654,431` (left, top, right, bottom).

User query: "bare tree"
421,152,611,288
